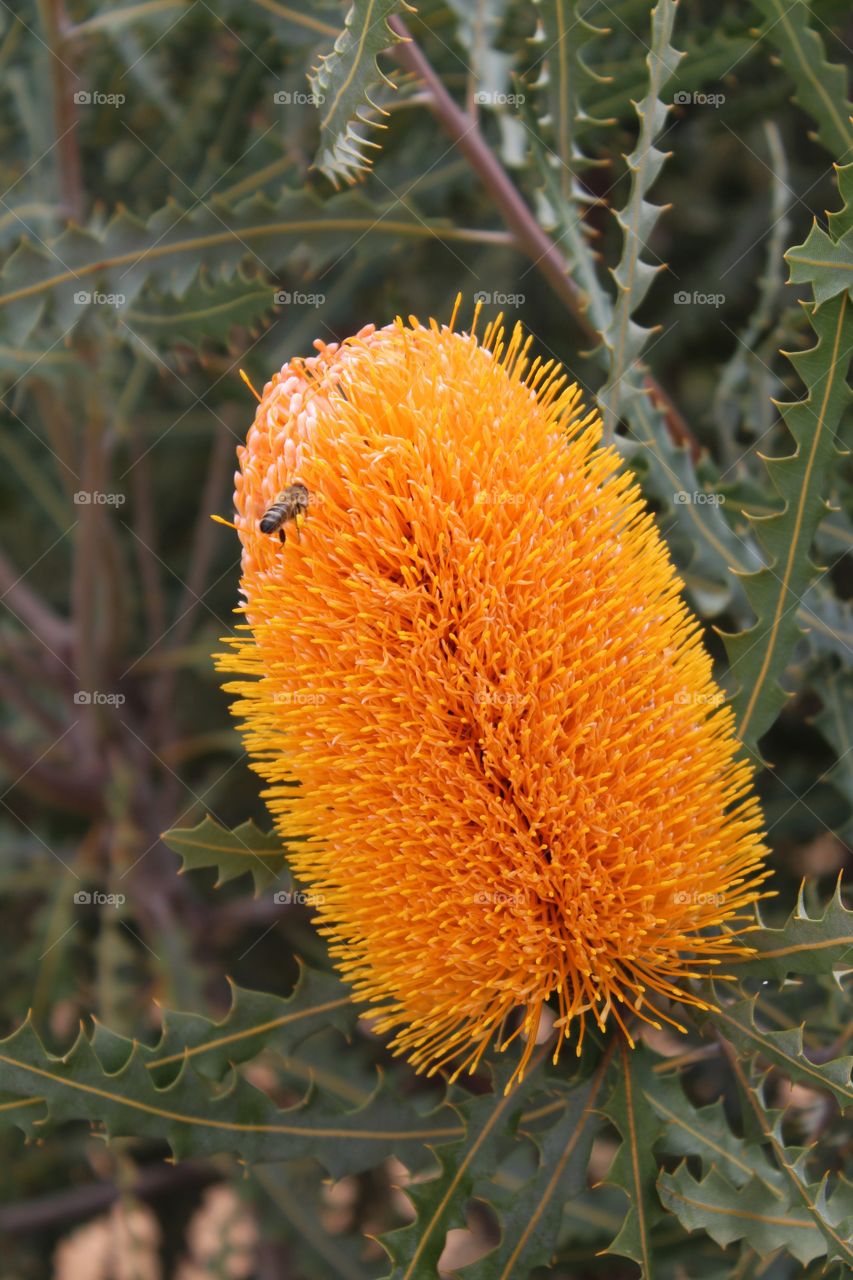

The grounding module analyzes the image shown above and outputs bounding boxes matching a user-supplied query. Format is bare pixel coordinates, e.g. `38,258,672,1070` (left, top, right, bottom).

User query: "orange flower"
220,304,769,1084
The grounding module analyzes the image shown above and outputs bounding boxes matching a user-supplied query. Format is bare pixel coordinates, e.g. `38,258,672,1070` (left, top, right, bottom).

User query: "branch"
0,1160,219,1234
0,549,73,662
37,0,84,221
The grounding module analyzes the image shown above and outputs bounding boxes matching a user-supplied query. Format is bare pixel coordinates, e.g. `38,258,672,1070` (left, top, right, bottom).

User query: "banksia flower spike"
221,303,770,1086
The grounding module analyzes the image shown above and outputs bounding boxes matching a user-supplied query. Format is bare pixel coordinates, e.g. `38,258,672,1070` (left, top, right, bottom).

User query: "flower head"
221,305,769,1083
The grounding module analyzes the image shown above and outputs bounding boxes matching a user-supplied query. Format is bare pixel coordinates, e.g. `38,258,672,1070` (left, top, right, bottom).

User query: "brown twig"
126,415,168,649
0,550,73,662
0,1160,219,1234
37,0,84,222
0,738,103,813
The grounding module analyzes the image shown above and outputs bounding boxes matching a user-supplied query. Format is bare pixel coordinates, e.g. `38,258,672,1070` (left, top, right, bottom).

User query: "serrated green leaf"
658,1165,848,1267
146,967,357,1083
752,0,853,161
598,0,683,439
586,29,754,131
0,1017,461,1177
710,994,853,1110
728,879,853,979
308,0,404,187
530,0,614,194
722,1041,853,1267
721,168,853,752
646,1072,785,1197
524,94,611,336
380,1052,548,1279
462,1052,611,1279
0,188,464,347
786,222,853,305
379,1047,609,1280
162,814,289,894
123,271,278,350
601,1043,664,1277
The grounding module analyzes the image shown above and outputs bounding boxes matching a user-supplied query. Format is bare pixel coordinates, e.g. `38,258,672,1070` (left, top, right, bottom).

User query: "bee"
259,482,310,544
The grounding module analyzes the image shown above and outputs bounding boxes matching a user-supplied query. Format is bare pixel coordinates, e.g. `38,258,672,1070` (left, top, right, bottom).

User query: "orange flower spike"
220,307,770,1086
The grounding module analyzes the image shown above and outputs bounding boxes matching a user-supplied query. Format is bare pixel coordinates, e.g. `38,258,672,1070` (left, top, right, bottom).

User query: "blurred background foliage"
0,0,851,1276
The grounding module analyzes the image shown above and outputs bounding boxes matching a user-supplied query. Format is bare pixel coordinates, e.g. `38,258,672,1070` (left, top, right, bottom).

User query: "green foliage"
600,1045,665,1274
309,0,406,187
2,0,853,1273
728,877,853,978
597,0,683,440
721,168,853,754
382,1052,609,1278
162,815,290,895
0,188,447,353
0,1015,460,1177
659,1165,850,1267
710,993,853,1111
752,0,853,160
529,0,613,188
